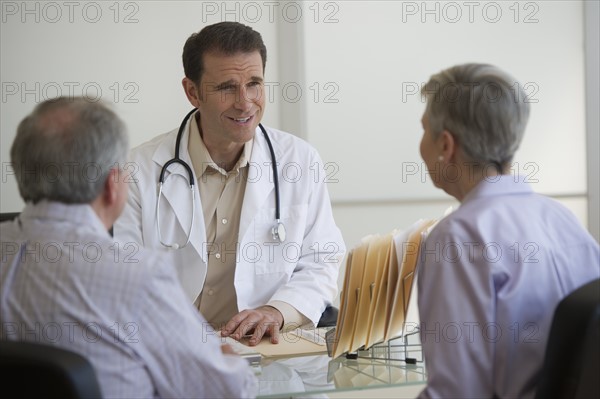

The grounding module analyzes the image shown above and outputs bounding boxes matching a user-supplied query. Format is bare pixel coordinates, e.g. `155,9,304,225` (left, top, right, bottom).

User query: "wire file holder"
325,328,427,386
356,328,424,364
326,322,424,364
326,226,437,367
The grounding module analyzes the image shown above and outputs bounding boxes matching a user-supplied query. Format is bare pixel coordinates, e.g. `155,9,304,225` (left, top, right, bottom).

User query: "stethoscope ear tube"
157,109,285,249
175,109,198,161
155,108,197,249
260,124,286,243
159,108,197,185
156,180,195,250
159,158,195,186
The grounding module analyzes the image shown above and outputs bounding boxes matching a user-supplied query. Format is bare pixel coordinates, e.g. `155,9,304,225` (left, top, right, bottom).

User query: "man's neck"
90,198,115,231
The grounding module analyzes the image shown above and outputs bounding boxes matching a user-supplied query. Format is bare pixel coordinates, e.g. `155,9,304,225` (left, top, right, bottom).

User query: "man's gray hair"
10,97,129,204
421,63,530,170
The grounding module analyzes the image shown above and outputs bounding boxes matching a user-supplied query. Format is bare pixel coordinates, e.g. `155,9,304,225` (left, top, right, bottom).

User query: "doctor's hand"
221,305,283,346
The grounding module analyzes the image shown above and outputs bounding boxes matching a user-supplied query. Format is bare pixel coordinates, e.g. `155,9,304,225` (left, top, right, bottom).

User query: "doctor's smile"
227,114,255,125
230,116,252,123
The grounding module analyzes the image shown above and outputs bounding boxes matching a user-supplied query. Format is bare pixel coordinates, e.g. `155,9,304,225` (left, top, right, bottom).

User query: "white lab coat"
114,118,346,324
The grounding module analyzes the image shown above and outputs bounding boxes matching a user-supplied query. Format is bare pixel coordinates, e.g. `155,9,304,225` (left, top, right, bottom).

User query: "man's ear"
182,77,201,108
91,168,121,229
102,168,120,206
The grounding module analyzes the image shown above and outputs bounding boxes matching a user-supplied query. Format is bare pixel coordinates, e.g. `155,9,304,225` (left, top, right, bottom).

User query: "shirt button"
215,253,221,259
208,289,214,296
222,218,228,225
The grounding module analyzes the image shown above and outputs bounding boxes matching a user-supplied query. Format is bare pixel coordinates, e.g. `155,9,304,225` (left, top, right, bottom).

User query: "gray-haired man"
0,97,257,398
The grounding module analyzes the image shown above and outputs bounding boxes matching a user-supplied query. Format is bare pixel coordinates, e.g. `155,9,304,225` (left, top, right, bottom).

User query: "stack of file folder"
330,219,438,359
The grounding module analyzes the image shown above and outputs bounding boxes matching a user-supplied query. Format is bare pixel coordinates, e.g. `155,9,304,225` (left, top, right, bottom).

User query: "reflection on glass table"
256,334,427,398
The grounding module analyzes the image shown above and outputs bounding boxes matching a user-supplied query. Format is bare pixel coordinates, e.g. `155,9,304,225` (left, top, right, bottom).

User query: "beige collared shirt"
188,114,307,330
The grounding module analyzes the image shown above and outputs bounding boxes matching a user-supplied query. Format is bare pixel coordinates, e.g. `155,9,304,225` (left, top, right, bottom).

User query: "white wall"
280,1,591,248
1,1,597,251
0,0,282,210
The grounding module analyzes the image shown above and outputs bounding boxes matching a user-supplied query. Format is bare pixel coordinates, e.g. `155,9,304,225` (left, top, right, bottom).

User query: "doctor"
114,22,345,345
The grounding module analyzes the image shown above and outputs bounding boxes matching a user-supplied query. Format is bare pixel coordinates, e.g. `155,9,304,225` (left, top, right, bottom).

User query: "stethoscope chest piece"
272,221,286,243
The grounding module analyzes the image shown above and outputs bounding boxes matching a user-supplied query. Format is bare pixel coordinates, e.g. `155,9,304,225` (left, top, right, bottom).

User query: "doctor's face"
185,51,265,148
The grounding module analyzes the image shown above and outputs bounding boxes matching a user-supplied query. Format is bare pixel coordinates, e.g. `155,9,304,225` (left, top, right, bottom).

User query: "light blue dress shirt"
0,201,258,398
417,175,600,399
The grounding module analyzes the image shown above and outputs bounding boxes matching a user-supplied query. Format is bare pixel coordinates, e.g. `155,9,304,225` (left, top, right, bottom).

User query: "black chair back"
0,340,102,399
317,305,339,328
535,278,600,399
0,212,19,223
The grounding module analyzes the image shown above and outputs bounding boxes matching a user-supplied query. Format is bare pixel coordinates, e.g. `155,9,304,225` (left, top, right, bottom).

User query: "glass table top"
256,336,426,398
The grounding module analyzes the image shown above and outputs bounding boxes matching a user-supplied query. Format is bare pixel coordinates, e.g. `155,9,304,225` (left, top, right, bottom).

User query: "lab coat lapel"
239,128,277,242
151,123,208,264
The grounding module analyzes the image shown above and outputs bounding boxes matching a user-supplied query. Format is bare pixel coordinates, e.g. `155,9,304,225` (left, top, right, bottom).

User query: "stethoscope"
156,108,286,250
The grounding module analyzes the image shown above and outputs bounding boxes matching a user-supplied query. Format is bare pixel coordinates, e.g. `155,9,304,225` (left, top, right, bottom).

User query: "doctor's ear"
182,78,202,107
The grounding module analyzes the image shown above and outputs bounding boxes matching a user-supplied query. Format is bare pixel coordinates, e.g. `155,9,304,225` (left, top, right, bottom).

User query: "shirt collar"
462,174,534,205
188,112,253,177
19,200,109,236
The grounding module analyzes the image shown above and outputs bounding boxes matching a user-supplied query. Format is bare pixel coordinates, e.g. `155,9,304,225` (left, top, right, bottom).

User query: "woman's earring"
438,155,444,161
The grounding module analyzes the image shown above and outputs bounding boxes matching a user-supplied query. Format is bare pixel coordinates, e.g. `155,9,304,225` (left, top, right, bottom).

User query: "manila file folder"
332,236,373,359
386,220,435,341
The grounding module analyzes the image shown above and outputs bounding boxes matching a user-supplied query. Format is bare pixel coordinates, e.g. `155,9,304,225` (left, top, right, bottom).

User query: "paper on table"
289,328,327,346
238,332,328,358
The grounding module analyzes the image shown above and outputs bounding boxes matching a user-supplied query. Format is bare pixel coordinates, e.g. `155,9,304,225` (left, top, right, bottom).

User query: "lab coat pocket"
250,204,308,275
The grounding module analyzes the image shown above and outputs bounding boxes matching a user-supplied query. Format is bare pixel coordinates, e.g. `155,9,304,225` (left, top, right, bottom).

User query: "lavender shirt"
417,175,599,398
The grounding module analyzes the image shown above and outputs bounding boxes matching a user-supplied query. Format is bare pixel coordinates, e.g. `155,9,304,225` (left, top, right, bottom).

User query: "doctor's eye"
218,85,237,92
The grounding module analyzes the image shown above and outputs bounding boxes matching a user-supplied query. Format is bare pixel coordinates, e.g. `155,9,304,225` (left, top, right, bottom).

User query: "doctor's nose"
234,87,255,112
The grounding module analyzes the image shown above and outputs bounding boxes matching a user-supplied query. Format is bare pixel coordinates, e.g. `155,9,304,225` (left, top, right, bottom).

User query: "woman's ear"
438,129,457,162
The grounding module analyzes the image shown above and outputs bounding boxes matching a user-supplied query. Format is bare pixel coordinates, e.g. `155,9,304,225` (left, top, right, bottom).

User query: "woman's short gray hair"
10,96,129,204
421,63,530,169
